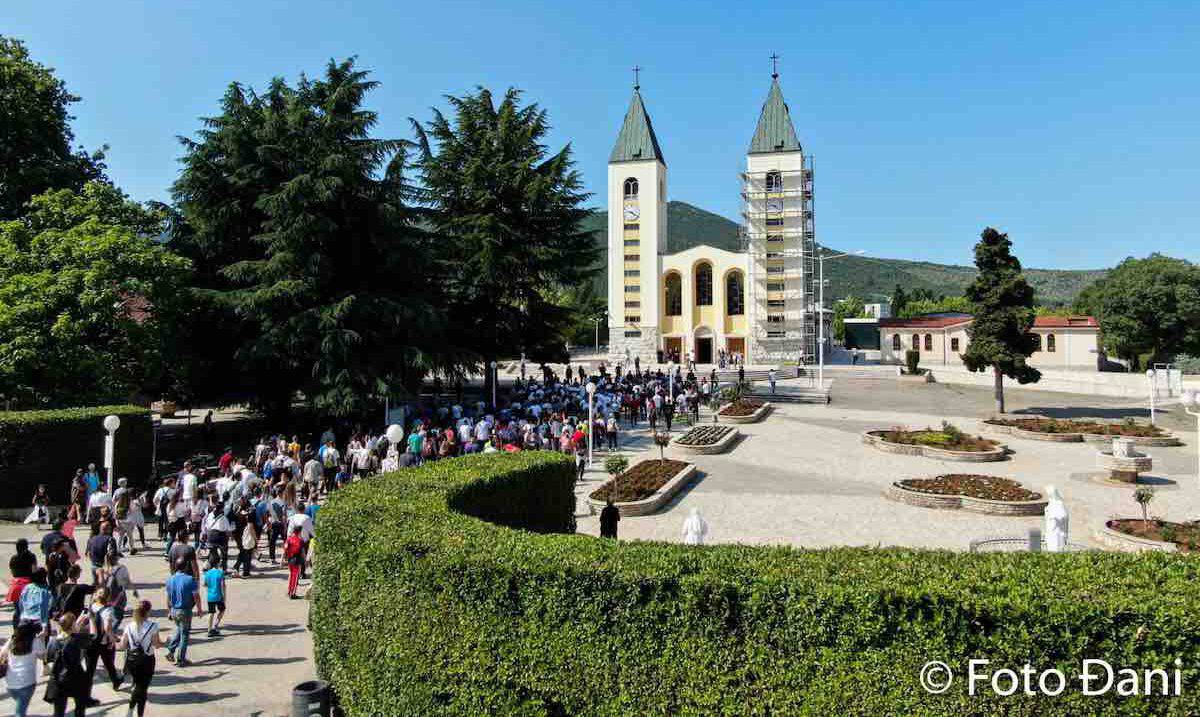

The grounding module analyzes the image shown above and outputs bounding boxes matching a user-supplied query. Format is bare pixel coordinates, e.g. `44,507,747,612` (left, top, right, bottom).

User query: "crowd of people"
0,360,742,715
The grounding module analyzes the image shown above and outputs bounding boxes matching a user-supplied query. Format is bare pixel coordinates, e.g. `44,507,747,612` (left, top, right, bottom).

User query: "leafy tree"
0,182,189,407
0,36,107,219
890,284,908,318
1072,255,1200,370
832,295,865,342
961,228,1040,413
898,295,973,319
412,87,598,399
172,59,452,417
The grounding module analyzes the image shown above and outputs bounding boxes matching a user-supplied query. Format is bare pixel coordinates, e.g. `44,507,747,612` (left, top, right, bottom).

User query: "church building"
606,69,819,367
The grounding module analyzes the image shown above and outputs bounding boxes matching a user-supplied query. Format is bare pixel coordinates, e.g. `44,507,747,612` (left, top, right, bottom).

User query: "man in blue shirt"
164,559,202,666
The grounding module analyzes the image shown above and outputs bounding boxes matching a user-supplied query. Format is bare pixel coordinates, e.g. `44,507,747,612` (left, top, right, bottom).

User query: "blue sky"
7,0,1198,269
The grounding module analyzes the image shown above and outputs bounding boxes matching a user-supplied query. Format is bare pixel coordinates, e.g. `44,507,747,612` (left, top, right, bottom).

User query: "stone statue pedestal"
1097,438,1152,483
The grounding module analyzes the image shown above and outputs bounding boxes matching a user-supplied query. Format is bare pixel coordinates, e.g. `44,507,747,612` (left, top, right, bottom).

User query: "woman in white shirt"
115,599,163,717
203,503,232,572
0,622,41,717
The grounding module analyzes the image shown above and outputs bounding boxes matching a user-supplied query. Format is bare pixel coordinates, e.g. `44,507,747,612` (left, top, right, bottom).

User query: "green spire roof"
609,89,665,165
748,77,802,154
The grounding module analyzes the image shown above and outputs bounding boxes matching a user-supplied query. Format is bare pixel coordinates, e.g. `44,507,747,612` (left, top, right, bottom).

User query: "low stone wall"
719,402,772,424
929,364,1200,399
1093,523,1177,553
981,417,1182,447
586,462,697,517
886,484,1046,516
1081,433,1182,447
862,431,1009,462
672,426,740,455
981,420,1082,443
896,373,931,384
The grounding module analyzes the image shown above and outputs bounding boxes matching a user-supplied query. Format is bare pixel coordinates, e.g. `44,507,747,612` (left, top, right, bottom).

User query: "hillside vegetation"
582,201,1105,306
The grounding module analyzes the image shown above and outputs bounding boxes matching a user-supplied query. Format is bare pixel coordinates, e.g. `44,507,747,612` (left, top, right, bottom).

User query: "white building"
607,71,817,366
878,315,1102,370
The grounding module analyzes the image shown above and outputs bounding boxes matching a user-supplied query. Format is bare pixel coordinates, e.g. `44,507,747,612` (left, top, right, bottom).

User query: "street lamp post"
1146,369,1156,426
1181,389,1200,487
668,361,675,399
103,414,121,493
490,361,498,410
586,381,597,466
815,250,865,388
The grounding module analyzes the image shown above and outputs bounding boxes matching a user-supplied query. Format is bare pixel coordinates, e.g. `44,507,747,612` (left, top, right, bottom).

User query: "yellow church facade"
606,72,817,366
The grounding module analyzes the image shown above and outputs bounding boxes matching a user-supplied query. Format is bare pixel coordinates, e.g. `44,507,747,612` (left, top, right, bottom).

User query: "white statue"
1044,485,1069,553
682,508,708,545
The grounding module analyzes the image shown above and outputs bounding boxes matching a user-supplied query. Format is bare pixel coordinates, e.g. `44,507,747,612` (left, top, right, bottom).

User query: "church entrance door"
695,337,713,364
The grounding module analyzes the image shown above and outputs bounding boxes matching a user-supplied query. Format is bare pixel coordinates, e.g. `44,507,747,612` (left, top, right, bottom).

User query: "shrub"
1133,486,1155,524
603,453,628,477
905,348,921,375
0,405,152,507
312,451,1200,716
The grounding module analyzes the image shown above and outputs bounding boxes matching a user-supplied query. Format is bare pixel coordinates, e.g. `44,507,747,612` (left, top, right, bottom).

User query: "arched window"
766,171,783,192
725,271,744,316
664,273,682,316
1031,333,1042,351
623,177,639,199
911,334,919,350
924,334,933,351
892,334,901,351
695,263,713,306
1046,334,1056,353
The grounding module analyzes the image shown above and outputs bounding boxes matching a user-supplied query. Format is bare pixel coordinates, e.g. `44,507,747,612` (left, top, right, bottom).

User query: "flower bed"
1095,519,1200,553
863,427,1008,462
983,417,1181,446
718,399,763,417
887,475,1046,515
590,459,689,503
718,400,772,424
672,425,739,454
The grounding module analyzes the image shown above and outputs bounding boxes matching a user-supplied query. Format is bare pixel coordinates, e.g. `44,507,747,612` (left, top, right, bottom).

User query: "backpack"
124,622,153,674
115,492,130,519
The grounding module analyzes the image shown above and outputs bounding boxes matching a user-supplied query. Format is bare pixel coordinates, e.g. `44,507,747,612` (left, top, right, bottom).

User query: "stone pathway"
0,524,314,716
576,379,1199,550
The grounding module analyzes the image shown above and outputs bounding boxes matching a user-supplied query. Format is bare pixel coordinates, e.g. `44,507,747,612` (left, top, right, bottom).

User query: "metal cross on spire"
770,53,780,79
633,65,641,90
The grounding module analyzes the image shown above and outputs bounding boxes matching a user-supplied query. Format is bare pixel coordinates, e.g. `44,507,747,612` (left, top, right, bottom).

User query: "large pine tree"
961,227,1041,413
0,36,107,219
172,59,452,416
412,87,598,398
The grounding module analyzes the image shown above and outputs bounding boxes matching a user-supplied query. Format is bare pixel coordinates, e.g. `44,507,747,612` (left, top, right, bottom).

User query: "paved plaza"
576,378,1199,549
0,524,314,716
1,377,1194,714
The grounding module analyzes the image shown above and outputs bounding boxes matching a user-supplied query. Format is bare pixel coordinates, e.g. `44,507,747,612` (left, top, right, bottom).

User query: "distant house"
878,314,1100,370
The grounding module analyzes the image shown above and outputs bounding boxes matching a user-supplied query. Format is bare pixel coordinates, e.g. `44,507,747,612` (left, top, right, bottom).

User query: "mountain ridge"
580,201,1105,306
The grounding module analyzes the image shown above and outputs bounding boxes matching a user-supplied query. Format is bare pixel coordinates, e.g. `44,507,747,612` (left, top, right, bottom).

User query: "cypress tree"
961,227,1040,413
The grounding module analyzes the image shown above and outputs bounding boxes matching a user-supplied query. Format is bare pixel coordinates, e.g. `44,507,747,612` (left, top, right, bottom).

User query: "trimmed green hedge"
312,452,1200,715
0,405,153,507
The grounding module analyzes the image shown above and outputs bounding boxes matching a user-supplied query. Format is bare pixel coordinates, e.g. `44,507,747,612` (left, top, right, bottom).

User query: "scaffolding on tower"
739,157,817,366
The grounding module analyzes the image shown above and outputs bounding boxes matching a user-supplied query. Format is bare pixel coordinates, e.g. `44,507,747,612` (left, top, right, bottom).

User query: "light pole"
1146,369,1156,426
586,381,597,466
490,361,498,411
668,361,675,399
103,414,121,493
815,250,864,388
1180,389,1200,487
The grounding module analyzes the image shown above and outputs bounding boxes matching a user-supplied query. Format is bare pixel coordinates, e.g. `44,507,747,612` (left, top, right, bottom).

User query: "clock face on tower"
623,203,640,221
